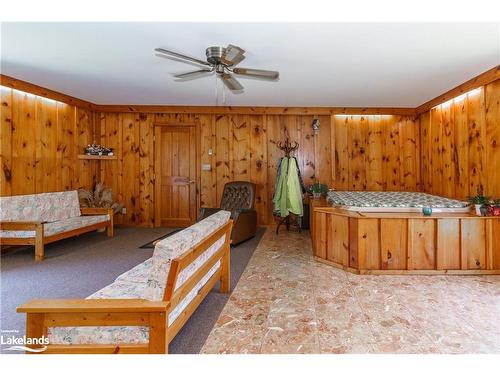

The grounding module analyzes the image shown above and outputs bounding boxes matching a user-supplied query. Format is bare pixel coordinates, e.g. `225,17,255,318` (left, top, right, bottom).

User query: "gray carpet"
0,226,265,354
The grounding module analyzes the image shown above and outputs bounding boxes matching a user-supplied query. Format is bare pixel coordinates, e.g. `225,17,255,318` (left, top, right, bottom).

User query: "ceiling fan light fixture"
205,46,226,65
154,44,279,93
215,64,225,74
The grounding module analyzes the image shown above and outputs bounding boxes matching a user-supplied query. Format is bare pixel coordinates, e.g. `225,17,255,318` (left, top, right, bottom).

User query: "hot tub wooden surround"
310,199,500,275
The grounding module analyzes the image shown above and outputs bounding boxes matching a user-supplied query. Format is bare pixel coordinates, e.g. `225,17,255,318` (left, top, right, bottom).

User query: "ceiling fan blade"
221,44,245,66
155,54,208,69
220,73,244,91
154,47,210,67
174,69,213,80
233,67,279,80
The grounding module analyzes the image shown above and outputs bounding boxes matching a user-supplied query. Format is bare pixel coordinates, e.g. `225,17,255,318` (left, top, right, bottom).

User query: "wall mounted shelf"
77,155,117,160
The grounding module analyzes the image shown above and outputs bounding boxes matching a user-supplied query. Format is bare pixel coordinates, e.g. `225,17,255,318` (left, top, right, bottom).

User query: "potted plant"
308,180,328,199
78,182,124,231
467,187,489,216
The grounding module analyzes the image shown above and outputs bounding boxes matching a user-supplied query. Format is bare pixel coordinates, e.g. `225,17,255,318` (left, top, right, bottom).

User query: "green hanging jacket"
272,157,289,217
272,157,303,217
286,157,303,216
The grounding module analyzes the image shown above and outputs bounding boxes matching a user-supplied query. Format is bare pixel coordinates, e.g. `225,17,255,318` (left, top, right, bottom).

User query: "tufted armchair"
198,181,257,245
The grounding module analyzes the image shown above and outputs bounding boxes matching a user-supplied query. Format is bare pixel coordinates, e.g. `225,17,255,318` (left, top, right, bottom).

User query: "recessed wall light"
333,114,393,118
2,86,59,105
467,88,482,96
40,96,57,104
7,87,36,99
436,87,483,109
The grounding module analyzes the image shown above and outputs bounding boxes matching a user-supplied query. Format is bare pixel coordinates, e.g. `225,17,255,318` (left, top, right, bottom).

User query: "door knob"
189,180,195,184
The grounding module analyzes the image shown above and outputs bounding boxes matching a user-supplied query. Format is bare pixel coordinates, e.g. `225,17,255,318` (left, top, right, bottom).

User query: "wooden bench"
17,212,233,354
0,191,113,261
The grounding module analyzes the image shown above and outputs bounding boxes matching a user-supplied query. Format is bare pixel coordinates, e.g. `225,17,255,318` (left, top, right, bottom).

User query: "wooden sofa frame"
0,207,114,261
16,219,233,354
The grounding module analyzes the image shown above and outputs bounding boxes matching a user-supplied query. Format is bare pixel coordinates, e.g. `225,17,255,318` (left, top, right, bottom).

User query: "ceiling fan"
154,44,279,92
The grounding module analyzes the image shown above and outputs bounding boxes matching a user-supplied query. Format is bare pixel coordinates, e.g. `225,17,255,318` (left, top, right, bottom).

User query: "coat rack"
276,138,299,157
274,138,301,234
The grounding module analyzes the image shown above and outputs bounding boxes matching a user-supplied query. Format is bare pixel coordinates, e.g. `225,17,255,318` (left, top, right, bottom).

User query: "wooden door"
154,125,198,227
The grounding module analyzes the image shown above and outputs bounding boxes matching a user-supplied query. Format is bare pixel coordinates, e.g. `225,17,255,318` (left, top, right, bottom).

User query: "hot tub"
310,195,500,275
326,191,470,213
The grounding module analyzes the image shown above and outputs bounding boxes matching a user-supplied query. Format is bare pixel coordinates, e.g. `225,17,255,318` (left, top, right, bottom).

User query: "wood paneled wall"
1,86,97,196
419,79,500,199
96,111,419,226
331,115,420,191
3,76,497,228
97,113,211,227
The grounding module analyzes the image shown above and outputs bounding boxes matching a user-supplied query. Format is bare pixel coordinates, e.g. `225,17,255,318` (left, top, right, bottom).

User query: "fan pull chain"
222,78,227,106
215,74,219,106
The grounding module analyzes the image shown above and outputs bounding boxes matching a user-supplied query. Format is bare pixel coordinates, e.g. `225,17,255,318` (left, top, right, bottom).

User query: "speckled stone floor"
201,229,500,354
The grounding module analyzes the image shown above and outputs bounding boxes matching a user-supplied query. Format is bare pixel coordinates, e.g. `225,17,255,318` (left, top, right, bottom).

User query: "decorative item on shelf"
422,207,433,216
486,199,500,217
467,186,490,216
308,179,328,199
85,143,114,156
311,118,320,135
78,182,124,215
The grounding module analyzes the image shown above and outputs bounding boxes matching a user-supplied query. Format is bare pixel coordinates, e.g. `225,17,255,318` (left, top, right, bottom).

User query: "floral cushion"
144,210,231,301
47,211,231,346
48,280,149,345
48,325,149,345
0,215,110,238
115,258,153,283
0,191,81,222
48,262,221,345
174,236,225,291
168,261,220,324
86,279,147,300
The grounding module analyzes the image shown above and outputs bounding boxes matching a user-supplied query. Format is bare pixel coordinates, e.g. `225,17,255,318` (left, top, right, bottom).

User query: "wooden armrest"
0,221,44,230
80,207,114,216
17,299,170,313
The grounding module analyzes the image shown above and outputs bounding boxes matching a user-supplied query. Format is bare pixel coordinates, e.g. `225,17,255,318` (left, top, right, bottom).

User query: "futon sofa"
199,181,257,245
17,210,233,354
0,191,113,261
